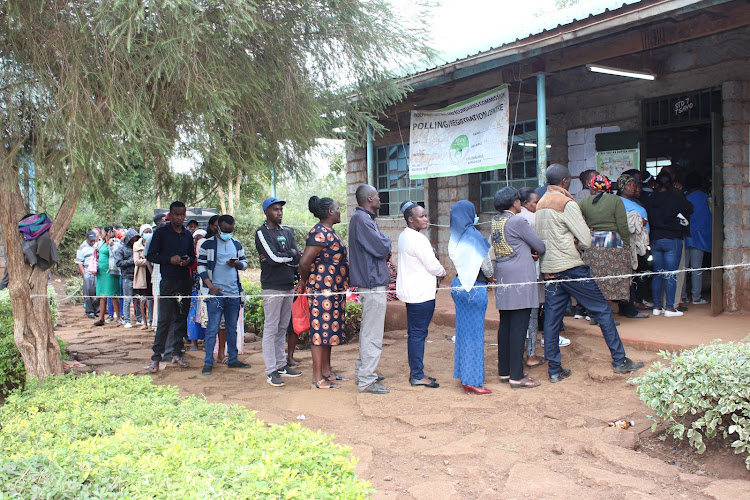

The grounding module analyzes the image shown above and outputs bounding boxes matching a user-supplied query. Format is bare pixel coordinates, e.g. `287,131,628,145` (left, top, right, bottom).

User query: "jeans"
544,266,627,376
651,238,683,310
684,246,705,302
151,278,192,362
405,300,435,381
121,277,142,324
355,286,387,389
261,288,294,374
499,308,531,380
205,293,242,367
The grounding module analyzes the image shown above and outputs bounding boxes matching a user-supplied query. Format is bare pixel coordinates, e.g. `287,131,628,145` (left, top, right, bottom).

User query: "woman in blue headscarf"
449,201,494,395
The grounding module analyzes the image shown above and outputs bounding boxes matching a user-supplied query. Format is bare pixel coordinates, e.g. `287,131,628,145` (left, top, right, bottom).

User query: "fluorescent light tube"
586,64,655,80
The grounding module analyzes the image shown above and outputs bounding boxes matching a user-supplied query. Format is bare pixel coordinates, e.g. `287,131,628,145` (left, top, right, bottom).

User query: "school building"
345,0,750,313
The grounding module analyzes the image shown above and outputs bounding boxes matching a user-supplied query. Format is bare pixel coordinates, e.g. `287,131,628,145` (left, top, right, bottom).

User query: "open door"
710,111,723,316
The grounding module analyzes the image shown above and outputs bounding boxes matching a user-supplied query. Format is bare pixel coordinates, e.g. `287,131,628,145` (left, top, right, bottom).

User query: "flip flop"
312,379,340,389
526,358,547,368
324,371,349,382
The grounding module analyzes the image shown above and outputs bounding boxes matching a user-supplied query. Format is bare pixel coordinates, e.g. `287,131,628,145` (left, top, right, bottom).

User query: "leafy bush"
65,276,84,305
633,341,750,469
242,279,264,334
344,300,362,343
0,374,371,498
0,288,65,396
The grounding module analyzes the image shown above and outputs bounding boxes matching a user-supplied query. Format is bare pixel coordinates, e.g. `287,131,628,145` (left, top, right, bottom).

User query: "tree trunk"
0,155,85,380
234,171,242,213
217,184,227,214
227,178,234,215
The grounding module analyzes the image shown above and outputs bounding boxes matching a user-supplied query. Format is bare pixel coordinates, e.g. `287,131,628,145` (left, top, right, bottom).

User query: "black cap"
86,231,97,241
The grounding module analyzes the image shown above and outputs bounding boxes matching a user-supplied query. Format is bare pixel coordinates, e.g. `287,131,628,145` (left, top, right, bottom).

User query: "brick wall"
721,80,750,311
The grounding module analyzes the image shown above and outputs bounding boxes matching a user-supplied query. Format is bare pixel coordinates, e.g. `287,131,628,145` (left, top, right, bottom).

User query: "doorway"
642,87,722,314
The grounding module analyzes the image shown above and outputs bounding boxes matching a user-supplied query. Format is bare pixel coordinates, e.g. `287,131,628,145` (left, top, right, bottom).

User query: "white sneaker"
652,308,663,316
540,336,571,348
123,322,133,329
573,314,585,320
643,300,654,307
136,320,144,326
692,298,708,305
664,309,684,317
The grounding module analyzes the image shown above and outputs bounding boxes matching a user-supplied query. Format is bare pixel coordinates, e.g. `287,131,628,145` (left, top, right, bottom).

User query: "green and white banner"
409,85,509,179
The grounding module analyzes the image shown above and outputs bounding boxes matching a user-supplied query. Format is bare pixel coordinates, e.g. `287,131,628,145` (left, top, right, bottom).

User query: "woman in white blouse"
396,200,446,388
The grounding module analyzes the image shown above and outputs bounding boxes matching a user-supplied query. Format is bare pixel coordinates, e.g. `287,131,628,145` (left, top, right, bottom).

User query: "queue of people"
75,163,711,394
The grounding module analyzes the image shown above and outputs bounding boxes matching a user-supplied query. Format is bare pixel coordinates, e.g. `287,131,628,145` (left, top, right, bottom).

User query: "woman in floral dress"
299,196,349,389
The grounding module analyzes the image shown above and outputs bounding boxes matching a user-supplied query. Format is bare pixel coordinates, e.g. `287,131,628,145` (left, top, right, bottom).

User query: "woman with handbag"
93,226,122,326
299,196,349,389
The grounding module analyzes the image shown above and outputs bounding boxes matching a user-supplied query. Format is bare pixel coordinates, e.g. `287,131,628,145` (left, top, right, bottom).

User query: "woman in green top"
93,226,122,326
578,175,631,302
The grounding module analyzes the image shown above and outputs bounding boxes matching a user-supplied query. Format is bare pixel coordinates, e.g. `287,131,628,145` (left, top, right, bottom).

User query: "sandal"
499,371,528,383
93,320,105,327
312,379,340,389
526,357,547,368
324,371,349,382
509,377,541,389
171,356,189,368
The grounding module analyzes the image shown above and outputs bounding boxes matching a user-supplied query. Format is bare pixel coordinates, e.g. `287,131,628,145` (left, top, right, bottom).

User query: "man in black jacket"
115,228,143,328
146,201,195,372
255,197,302,387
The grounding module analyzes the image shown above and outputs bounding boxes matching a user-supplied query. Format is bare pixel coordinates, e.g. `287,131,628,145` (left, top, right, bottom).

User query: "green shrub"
633,341,750,469
344,300,362,343
242,279,264,335
65,276,84,305
0,374,371,498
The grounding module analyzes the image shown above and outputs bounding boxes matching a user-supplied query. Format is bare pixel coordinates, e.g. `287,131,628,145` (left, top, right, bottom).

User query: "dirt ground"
54,293,749,499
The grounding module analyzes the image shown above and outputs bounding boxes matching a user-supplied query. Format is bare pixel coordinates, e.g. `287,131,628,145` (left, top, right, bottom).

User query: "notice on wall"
596,149,639,180
409,85,509,179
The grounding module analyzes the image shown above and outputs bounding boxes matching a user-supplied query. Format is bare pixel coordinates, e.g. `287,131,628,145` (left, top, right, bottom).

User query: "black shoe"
409,377,439,388
201,365,212,375
228,361,251,369
613,358,644,374
267,370,285,387
549,368,572,383
278,365,302,377
360,381,390,394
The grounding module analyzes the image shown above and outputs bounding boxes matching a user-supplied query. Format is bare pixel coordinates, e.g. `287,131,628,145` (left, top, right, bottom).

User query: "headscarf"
448,200,491,292
139,224,152,237
193,229,207,240
591,174,612,204
617,173,636,194
591,174,612,193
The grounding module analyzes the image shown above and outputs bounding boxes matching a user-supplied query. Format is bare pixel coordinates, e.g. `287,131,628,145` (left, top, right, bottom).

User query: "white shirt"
396,227,445,304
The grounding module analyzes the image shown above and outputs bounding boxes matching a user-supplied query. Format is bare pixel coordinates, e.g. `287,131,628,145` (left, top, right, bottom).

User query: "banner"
409,85,509,179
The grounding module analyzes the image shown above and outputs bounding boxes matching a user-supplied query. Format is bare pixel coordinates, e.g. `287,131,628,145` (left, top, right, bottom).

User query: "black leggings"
498,308,531,380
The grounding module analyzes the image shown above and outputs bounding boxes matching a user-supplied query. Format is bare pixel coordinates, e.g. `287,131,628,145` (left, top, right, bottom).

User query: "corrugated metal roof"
405,0,718,84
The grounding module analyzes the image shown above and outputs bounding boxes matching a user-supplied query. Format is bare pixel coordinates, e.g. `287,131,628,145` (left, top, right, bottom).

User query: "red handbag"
291,293,309,335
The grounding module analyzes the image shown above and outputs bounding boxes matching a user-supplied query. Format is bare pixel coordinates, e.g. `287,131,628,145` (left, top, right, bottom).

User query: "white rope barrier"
33,262,750,301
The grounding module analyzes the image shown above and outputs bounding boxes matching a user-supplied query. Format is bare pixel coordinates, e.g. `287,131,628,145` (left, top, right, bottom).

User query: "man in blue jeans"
535,164,644,382
197,215,251,375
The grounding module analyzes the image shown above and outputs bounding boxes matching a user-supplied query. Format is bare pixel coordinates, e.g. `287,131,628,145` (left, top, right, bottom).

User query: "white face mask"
473,216,479,225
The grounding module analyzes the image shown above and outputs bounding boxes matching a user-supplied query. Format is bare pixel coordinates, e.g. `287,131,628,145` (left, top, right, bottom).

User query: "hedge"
633,341,750,469
0,374,372,498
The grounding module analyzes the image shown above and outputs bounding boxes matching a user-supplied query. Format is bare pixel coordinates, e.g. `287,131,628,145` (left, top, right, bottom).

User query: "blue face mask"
219,232,233,241
473,216,479,226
